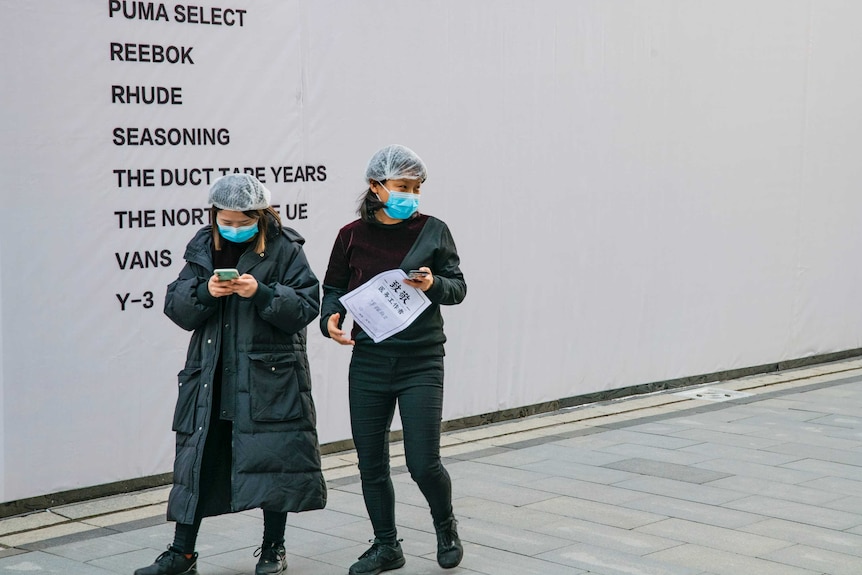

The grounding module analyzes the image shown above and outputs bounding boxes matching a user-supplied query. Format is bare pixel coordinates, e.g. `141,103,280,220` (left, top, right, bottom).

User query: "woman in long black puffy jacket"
135,174,326,575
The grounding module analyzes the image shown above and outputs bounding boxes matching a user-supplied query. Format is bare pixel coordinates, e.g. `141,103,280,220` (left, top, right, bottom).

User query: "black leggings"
349,352,453,543
173,510,286,553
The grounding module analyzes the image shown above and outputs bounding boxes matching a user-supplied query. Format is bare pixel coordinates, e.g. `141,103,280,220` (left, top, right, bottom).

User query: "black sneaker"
254,540,287,575
348,539,405,575
134,546,198,575
435,517,463,569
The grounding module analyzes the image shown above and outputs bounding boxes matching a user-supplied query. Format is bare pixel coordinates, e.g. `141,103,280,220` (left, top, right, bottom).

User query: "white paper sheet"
339,269,432,343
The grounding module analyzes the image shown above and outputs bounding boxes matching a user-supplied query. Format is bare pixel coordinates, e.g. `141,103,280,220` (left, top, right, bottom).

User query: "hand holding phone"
214,268,239,281
408,269,429,280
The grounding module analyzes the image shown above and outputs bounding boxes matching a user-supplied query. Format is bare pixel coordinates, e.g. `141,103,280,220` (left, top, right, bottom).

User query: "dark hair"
358,182,385,223
212,206,282,254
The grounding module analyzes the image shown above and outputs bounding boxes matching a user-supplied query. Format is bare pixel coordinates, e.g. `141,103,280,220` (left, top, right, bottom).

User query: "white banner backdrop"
1,0,861,503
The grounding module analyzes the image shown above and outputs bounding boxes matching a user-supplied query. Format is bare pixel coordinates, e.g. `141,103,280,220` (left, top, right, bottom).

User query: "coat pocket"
172,366,202,434
248,352,303,422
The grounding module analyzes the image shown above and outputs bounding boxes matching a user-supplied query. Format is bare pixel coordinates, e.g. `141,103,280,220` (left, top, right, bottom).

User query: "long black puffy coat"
164,221,326,524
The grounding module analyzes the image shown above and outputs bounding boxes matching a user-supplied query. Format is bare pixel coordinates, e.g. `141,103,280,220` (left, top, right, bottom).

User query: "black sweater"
320,214,466,356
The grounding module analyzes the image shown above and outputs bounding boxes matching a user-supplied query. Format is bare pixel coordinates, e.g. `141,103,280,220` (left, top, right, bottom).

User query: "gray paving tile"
617,421,698,435
739,518,862,558
358,501,438,538
0,550,118,574
35,536,140,562
705,475,845,506
536,541,702,575
692,457,825,484
666,410,753,427
679,440,803,465
518,458,638,484
446,445,512,460
809,413,862,429
527,516,682,555
621,495,763,529
723,495,862,530
527,476,649,505
467,446,552,467
780,457,862,479
180,556,242,575
760,544,862,575
440,475,559,507
323,488,372,518
300,514,376,546
799,475,862,498
282,507,368,533
444,460,552,486
595,442,715,466
736,402,822,420
520,442,631,466
454,497,576,530
281,523,362,556
645,543,818,575
448,517,572,556
730,413,826,427
502,435,566,449
103,522,175,552
669,419,778,437
748,426,862,450
821,495,862,515
587,429,703,450
636,517,792,555
803,424,862,442
15,526,118,552
550,434,631,451
87,514,166,534
612,476,747,505
525,496,666,529
0,549,26,561
668,428,784,450
457,543,589,575
602,458,731,484
339,473,435,509
190,530,255,557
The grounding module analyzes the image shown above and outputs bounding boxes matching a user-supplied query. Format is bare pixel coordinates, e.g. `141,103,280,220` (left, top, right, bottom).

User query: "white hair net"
207,174,271,211
365,144,427,184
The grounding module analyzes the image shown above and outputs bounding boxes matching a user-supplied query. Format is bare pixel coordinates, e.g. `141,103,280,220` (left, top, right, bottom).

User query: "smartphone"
214,268,239,281
408,269,428,279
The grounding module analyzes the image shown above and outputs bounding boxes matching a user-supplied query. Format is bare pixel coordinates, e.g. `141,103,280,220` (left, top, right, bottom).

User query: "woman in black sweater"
320,145,467,575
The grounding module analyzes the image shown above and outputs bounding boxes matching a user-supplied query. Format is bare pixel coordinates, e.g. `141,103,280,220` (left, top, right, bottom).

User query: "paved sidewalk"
2,359,862,574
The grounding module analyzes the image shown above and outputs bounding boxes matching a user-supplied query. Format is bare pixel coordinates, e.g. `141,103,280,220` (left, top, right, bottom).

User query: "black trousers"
349,351,453,543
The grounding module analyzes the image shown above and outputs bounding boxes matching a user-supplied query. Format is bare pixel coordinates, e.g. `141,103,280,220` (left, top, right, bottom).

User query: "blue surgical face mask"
379,189,420,220
218,222,258,243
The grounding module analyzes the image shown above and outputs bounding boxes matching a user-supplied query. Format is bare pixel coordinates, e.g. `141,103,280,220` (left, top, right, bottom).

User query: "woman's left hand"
233,274,259,298
403,266,434,292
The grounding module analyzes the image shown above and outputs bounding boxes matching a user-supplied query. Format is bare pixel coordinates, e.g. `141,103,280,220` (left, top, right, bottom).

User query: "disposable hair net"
207,174,271,211
365,144,427,184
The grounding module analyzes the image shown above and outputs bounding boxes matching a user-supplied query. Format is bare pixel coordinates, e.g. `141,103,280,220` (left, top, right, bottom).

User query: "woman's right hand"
327,312,355,346
208,274,236,298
